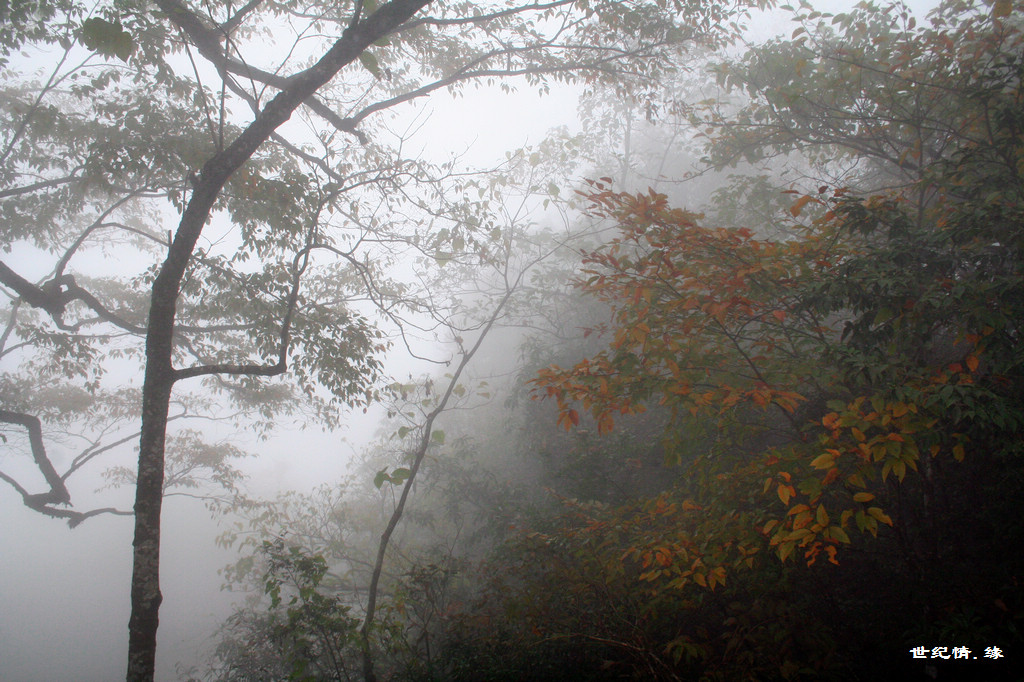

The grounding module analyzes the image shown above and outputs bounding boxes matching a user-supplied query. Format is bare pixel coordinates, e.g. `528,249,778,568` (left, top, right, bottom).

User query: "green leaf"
430,429,445,444
871,307,895,327
358,51,382,79
80,18,135,62
373,469,388,489
829,525,851,544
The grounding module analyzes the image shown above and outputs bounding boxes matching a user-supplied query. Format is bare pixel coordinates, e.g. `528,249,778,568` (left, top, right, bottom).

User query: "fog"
8,0,1021,680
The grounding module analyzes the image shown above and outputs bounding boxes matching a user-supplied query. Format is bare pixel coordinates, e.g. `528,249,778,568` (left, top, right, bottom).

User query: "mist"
5,0,1022,680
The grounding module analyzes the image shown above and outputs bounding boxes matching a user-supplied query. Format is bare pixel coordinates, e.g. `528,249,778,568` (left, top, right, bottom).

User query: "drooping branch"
0,409,130,527
0,408,70,506
0,467,131,527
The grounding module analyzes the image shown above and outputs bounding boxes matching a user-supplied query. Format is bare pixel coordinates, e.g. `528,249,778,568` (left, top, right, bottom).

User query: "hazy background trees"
1,0,761,679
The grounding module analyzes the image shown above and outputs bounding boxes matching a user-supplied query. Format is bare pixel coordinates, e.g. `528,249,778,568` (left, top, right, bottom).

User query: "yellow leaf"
867,507,893,526
815,504,830,528
853,492,874,502
810,452,835,469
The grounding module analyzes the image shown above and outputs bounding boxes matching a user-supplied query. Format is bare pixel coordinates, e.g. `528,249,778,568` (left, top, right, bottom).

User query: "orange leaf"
789,195,814,217
787,503,811,516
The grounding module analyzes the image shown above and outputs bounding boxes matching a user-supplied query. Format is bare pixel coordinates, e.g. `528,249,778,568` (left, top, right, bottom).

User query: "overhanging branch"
0,409,131,528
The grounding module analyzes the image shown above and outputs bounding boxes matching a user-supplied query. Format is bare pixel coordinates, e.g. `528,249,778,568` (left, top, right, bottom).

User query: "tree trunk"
125,371,172,679
123,2,432,679
126,245,190,681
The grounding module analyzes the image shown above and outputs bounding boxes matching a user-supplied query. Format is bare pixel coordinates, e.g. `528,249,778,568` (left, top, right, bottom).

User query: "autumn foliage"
520,167,1024,674
520,2,1024,674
